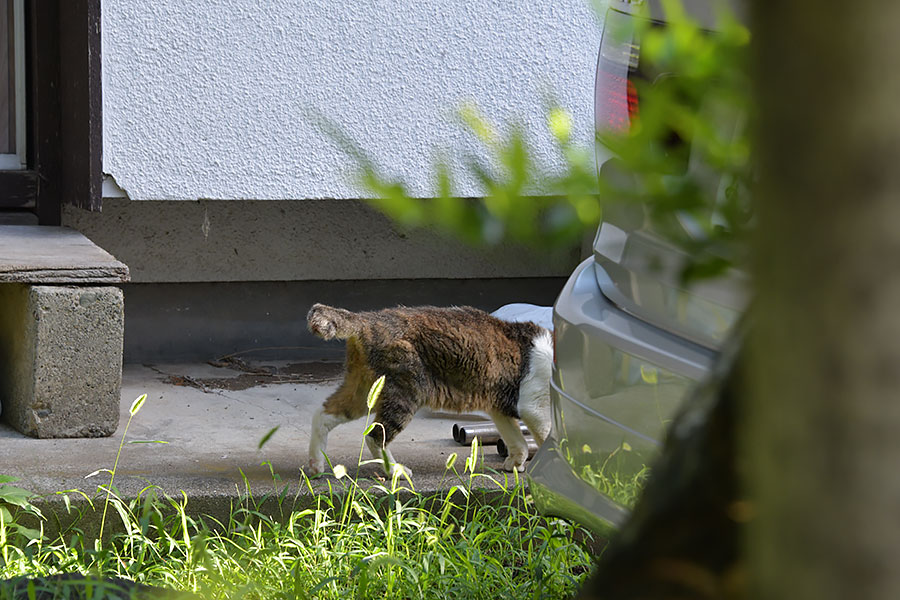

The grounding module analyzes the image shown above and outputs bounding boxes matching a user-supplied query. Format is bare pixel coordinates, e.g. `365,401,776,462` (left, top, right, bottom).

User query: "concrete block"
0,284,124,438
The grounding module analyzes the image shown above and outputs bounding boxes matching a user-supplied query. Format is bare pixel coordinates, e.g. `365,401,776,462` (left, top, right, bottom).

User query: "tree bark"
748,2,900,597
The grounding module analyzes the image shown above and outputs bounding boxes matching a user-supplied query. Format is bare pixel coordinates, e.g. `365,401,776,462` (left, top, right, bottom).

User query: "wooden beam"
59,0,102,212
28,0,62,224
0,169,36,207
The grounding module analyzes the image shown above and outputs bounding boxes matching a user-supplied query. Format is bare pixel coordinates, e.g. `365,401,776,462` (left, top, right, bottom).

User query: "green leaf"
129,393,147,416
548,107,573,143
458,102,498,148
0,485,36,509
12,524,42,541
257,426,280,450
0,476,19,484
308,576,340,596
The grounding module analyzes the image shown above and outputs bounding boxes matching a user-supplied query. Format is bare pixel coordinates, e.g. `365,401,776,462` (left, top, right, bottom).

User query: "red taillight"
595,9,640,135
627,78,639,121
596,68,640,133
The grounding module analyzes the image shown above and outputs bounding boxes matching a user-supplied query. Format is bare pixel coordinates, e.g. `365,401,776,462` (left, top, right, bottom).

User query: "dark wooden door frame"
0,0,101,224
60,0,102,214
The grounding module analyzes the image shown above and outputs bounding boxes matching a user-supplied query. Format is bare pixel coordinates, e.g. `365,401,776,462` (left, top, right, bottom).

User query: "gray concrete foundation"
0,284,124,438
121,278,566,363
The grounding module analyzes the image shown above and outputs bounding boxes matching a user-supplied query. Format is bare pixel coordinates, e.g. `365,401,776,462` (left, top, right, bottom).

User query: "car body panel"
594,210,747,350
527,0,747,533
529,257,719,530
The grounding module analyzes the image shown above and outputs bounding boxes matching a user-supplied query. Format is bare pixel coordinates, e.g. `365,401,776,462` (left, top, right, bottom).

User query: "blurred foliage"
0,475,43,551
324,0,752,280
606,0,753,281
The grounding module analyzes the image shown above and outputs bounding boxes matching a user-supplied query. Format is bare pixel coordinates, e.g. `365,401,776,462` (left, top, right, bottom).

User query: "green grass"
0,391,595,599
558,439,650,510
0,461,593,599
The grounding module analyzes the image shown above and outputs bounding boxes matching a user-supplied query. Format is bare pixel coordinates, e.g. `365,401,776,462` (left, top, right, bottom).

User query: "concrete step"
0,225,128,284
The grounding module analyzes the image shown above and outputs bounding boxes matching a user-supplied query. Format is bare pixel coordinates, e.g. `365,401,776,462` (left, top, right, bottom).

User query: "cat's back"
379,305,515,342
384,306,542,369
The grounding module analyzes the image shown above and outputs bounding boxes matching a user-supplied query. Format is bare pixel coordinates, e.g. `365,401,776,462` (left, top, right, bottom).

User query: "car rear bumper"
527,256,716,532
528,434,627,537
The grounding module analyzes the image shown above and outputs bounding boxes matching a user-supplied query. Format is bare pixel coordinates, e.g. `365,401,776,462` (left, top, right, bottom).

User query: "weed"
559,438,650,509
96,393,148,544
0,476,43,568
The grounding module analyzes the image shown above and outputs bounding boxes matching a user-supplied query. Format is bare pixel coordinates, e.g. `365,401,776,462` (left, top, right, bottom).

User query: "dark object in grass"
578,337,745,600
0,573,197,600
452,420,530,445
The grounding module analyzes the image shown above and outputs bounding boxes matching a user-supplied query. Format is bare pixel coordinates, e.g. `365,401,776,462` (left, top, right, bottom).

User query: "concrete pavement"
1,359,518,528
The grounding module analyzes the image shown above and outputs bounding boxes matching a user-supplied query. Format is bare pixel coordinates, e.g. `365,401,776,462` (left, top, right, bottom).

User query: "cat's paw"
306,455,325,476
502,456,527,473
386,462,413,481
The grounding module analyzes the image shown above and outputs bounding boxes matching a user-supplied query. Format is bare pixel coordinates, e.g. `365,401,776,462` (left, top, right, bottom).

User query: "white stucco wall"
102,1,601,201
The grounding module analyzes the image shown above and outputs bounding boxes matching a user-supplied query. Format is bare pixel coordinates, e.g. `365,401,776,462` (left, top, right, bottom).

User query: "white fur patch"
516,328,553,446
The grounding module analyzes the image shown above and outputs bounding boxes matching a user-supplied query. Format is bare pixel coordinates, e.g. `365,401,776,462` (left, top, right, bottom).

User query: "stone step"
0,225,129,283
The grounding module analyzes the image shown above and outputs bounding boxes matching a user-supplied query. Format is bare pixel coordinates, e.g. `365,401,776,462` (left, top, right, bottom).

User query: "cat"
306,303,552,476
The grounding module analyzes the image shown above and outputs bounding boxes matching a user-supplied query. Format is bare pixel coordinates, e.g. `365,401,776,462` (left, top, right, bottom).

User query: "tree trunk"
748,2,900,597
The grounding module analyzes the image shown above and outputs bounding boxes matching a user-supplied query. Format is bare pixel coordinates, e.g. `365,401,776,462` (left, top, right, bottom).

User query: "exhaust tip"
458,426,470,444
496,437,539,459
497,438,508,458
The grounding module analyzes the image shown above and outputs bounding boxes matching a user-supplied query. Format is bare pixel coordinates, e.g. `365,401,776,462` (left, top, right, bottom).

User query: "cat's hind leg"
516,329,553,447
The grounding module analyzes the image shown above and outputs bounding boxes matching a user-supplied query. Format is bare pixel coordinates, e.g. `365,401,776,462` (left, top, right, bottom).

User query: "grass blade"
367,375,386,410
258,426,280,450
129,393,148,416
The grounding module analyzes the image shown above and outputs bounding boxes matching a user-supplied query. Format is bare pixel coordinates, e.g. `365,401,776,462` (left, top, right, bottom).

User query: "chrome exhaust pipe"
497,436,539,459
454,422,502,445
453,421,530,445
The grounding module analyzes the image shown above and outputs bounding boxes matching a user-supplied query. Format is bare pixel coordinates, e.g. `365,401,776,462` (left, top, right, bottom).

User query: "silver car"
526,0,747,534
